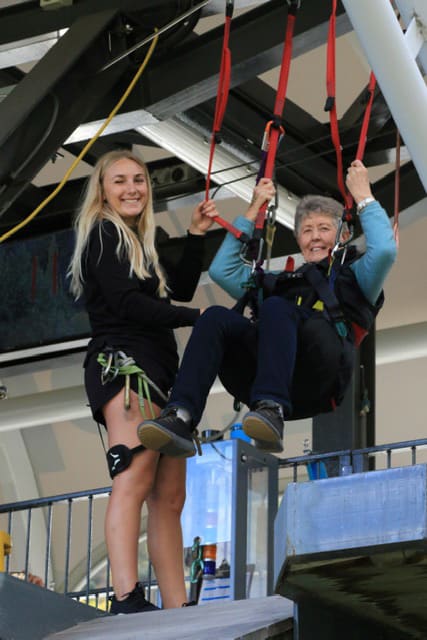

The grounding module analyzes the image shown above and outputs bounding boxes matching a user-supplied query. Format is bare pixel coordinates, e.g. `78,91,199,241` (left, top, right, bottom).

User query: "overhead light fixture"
137,114,298,230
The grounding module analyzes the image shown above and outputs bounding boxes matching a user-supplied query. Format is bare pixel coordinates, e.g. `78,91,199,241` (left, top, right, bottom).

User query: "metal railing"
1,437,426,610
0,483,159,610
278,437,427,481
0,486,114,608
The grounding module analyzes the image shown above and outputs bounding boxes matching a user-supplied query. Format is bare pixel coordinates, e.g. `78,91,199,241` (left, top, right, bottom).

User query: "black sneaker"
110,582,160,615
242,400,284,453
137,407,197,458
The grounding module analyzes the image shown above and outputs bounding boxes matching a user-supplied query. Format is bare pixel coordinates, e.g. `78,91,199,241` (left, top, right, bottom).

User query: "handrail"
1,437,426,610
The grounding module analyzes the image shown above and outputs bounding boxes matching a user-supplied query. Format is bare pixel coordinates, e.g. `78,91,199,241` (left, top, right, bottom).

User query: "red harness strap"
356,71,377,161
207,1,299,244
204,1,248,241
204,0,233,198
325,0,377,217
253,1,299,237
393,129,401,247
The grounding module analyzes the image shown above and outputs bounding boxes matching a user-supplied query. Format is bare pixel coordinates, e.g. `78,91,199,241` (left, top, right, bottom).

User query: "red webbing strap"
254,4,298,234
325,0,353,212
393,129,401,247
204,2,247,240
205,7,232,199
325,2,378,221
356,72,377,160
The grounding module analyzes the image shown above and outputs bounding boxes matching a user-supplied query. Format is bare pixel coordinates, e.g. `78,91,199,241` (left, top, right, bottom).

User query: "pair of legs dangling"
103,387,190,614
137,296,319,458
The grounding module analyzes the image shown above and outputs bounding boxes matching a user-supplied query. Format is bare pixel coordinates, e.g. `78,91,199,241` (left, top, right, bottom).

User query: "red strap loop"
205,11,233,201
204,8,248,240
208,4,298,244
254,8,297,232
393,129,401,247
356,72,377,161
326,0,377,215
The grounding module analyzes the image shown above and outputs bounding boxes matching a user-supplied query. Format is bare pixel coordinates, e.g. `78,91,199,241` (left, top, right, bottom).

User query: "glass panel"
246,465,269,598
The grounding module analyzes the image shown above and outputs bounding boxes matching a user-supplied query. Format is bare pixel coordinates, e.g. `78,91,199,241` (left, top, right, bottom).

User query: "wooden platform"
44,595,294,640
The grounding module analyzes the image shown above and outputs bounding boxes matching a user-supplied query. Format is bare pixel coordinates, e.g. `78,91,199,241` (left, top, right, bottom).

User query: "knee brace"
106,444,145,479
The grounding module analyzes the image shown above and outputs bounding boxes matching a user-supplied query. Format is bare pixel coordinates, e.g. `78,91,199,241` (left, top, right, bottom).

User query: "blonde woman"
69,149,215,614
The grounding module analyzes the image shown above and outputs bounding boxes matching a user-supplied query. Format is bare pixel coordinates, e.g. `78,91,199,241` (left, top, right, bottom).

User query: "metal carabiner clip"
101,351,114,385
250,238,264,273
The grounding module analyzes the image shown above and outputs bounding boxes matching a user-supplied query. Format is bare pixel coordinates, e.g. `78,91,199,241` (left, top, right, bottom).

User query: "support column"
341,0,427,192
312,329,376,475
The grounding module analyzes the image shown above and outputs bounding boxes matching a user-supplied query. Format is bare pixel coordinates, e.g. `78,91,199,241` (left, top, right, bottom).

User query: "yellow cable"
0,30,159,243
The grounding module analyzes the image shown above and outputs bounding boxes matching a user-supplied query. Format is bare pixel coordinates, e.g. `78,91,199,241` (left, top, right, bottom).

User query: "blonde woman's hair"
69,149,167,299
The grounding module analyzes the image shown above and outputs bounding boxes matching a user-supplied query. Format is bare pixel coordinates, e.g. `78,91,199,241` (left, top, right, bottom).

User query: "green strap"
97,351,168,419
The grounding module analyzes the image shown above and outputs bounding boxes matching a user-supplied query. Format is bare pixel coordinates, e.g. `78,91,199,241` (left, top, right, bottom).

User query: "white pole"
341,0,427,193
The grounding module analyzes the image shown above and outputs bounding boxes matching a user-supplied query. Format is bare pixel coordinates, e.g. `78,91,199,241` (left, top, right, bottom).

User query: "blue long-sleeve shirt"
209,200,397,306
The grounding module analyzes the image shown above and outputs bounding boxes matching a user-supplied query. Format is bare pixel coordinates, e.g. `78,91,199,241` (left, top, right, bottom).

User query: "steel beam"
0,9,128,218
0,0,192,45
341,0,427,194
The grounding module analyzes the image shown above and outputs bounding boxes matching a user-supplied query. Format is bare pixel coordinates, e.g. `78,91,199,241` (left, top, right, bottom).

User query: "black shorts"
84,343,173,426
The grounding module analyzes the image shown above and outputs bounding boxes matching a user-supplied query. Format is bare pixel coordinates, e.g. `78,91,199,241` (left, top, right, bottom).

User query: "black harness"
234,249,382,346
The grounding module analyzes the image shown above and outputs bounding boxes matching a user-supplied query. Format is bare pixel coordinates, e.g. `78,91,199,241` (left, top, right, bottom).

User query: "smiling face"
102,157,148,224
296,212,338,263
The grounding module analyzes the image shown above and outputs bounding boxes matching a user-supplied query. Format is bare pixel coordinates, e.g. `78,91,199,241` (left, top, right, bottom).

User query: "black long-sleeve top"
82,220,204,378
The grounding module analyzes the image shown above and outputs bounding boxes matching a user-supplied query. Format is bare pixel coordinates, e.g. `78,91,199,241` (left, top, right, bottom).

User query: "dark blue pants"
167,296,347,426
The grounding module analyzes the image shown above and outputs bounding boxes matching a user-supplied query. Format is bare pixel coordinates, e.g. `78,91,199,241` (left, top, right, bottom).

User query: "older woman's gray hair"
293,195,345,238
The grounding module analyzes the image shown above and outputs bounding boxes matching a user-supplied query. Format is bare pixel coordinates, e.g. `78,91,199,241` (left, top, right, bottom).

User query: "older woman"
136,160,396,456
69,149,214,613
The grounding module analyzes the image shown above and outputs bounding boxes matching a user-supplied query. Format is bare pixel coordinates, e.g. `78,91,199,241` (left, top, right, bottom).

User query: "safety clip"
251,238,264,273
226,0,234,17
100,351,115,385
286,0,301,13
261,120,285,152
266,185,278,224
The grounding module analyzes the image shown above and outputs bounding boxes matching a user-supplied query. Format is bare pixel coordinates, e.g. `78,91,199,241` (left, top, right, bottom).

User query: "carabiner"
101,351,114,385
226,0,234,17
250,238,264,273
286,0,301,11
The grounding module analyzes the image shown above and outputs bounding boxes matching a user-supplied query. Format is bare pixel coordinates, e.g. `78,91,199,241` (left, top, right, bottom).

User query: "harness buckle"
286,0,301,14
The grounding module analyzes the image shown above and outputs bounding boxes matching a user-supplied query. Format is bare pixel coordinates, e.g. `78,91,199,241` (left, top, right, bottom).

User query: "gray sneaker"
242,400,284,453
137,407,197,458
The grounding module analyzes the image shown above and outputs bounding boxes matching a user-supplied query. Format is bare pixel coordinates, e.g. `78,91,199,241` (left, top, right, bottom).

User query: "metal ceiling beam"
372,162,425,215
143,4,351,120
394,0,427,74
0,31,68,71
0,0,198,45
0,0,349,222
0,9,131,218
341,0,427,194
